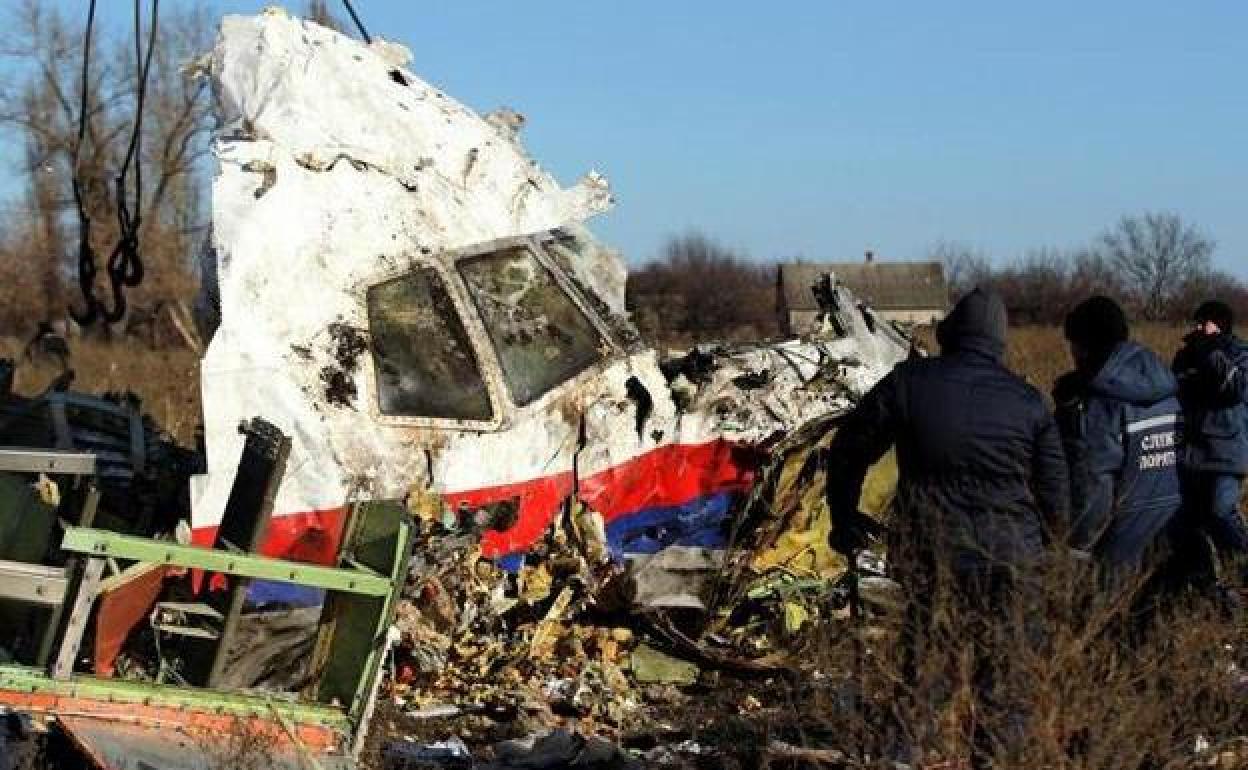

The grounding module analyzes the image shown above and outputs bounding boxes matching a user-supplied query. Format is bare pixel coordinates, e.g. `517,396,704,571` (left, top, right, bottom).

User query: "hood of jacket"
1088,340,1178,406
937,288,1008,361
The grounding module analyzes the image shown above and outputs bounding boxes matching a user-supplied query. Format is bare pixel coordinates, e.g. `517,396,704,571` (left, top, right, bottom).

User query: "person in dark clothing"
1053,296,1182,574
825,287,1069,766
826,287,1070,572
1172,300,1248,583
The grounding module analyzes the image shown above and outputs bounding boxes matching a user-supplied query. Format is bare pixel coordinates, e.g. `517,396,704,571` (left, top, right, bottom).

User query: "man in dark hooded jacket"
1172,300,1248,576
828,285,1063,658
825,288,1068,740
1053,296,1183,573
826,287,1070,575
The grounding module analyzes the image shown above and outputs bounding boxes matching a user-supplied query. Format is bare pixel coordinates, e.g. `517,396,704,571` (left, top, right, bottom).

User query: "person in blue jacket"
1053,296,1183,574
1172,300,1248,580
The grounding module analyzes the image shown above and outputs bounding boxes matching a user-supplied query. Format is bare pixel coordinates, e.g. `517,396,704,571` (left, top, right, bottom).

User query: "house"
777,253,948,335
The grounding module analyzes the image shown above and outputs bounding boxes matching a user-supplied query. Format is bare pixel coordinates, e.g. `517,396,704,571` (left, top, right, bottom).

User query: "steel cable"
341,0,373,44
69,0,101,325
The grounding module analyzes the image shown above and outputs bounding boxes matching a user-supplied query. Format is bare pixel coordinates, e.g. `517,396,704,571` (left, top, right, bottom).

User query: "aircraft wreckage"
0,8,909,768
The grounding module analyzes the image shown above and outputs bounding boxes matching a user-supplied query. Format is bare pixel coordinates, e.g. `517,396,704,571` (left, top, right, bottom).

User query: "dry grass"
911,322,1187,397
798,551,1248,769
1008,322,1187,396
1,336,201,444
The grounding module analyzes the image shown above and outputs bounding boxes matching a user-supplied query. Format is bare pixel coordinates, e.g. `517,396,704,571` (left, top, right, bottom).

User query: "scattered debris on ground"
364,411,901,768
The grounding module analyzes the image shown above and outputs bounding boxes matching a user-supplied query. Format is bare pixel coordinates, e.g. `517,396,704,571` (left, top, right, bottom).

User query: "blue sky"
24,1,1248,275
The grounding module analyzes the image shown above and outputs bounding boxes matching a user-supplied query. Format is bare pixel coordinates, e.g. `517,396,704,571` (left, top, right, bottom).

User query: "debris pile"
687,412,900,664
384,729,645,770
389,494,647,742
375,408,903,768
0,382,200,537
660,286,910,447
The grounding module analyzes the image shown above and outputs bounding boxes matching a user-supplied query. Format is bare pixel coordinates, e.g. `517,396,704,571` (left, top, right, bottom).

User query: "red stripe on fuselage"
580,438,757,521
192,439,760,565
447,439,756,556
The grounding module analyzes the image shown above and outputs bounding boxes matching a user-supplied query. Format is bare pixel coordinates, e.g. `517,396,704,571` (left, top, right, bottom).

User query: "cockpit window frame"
360,258,506,433
359,232,624,433
455,241,615,408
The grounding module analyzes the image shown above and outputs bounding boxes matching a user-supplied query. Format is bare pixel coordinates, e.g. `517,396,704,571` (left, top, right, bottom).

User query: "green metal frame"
345,502,414,726
61,528,393,597
0,664,351,731
2,509,412,755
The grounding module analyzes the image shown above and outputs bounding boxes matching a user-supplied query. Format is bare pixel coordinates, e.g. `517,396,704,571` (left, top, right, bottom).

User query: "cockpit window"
458,246,604,406
367,268,493,420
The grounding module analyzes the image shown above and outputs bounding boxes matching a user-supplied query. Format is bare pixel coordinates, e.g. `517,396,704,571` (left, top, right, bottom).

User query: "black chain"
69,0,100,326
69,0,158,326
101,0,159,323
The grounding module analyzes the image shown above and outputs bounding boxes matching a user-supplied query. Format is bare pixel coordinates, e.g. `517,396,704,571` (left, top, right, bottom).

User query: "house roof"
778,261,948,311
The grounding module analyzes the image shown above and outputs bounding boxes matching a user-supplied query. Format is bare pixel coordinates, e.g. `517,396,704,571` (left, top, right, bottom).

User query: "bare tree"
1067,247,1123,300
0,0,214,338
931,241,1143,325
996,249,1074,324
1171,269,1248,325
926,220,1235,325
1098,212,1214,320
628,232,777,345
928,241,990,301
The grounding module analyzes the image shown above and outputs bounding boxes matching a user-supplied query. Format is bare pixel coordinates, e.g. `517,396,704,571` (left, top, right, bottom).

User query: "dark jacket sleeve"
1205,342,1248,407
1071,469,1116,550
1030,407,1071,540
825,369,902,524
1053,373,1087,532
1068,399,1123,550
1175,335,1248,408
1173,341,1202,403
1171,345,1190,377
